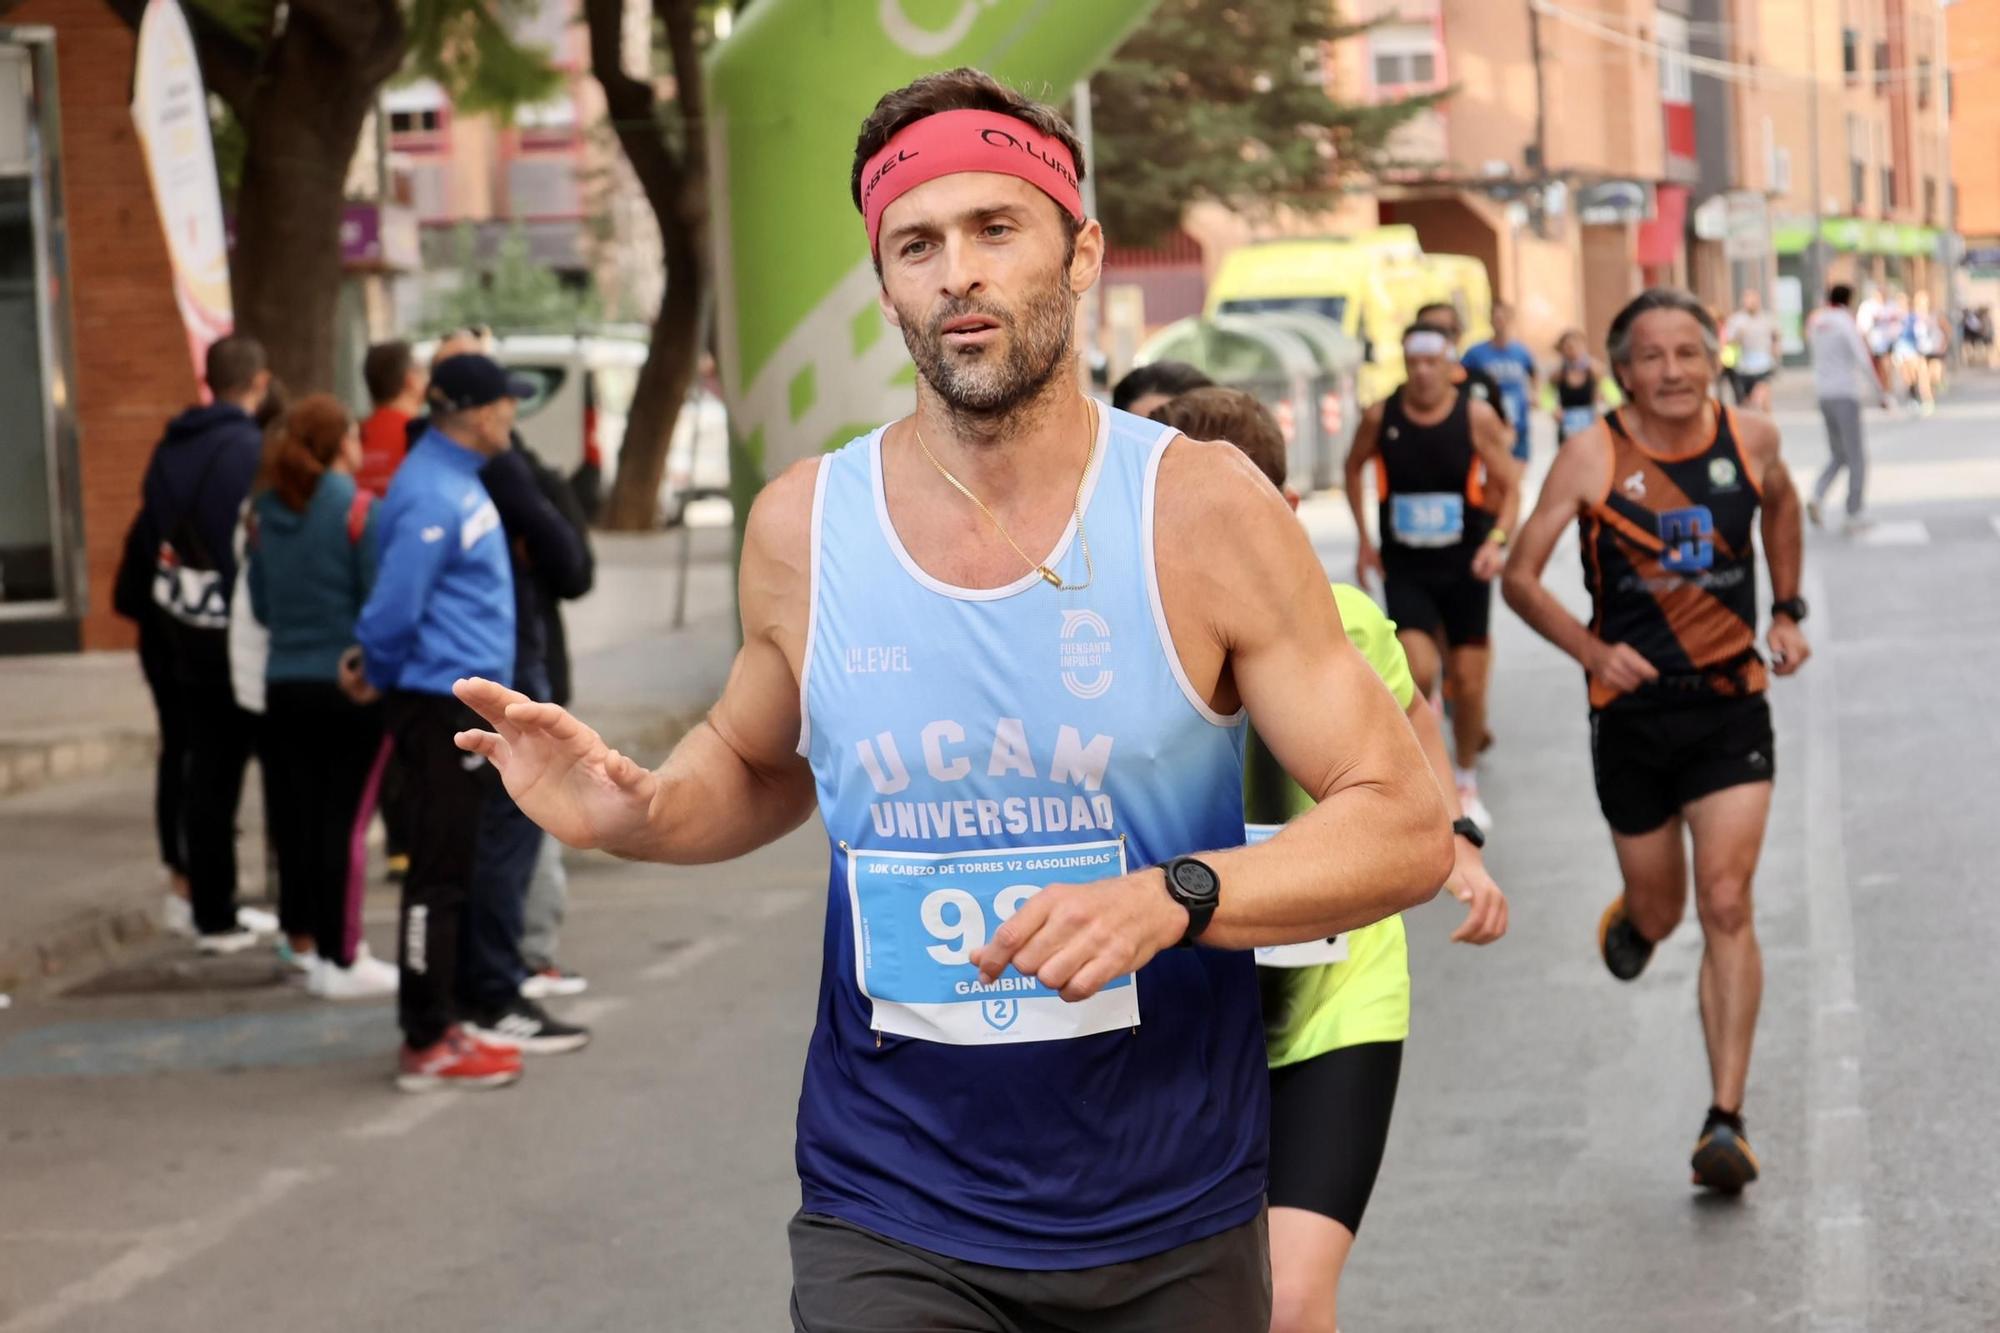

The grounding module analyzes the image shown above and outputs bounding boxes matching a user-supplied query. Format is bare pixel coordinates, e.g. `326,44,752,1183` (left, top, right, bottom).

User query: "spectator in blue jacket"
134,335,272,952
248,394,400,1001
350,354,528,1092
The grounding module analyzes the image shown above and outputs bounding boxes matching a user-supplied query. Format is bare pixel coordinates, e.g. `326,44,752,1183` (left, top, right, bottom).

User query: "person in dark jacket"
133,335,273,953
455,425,597,1040
247,394,400,1000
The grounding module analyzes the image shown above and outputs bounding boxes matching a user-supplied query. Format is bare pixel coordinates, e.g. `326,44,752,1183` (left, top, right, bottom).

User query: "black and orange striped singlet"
1580,406,1768,710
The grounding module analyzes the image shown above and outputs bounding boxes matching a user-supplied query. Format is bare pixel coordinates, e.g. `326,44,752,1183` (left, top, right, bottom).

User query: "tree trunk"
603,215,708,530
588,0,714,533
108,0,403,397
230,26,386,393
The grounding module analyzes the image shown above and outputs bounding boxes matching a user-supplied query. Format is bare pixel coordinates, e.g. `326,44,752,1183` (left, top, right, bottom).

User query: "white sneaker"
196,927,262,956
309,950,399,1000
1457,784,1495,837
277,940,319,975
160,893,194,937
236,905,280,936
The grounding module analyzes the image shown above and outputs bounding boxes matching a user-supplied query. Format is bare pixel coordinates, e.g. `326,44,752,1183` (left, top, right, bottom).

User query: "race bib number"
846,839,1139,1045
1242,824,1349,967
1390,492,1465,548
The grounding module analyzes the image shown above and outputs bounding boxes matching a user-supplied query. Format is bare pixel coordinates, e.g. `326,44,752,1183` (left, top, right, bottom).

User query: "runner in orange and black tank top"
1374,385,1495,578
1580,404,1768,710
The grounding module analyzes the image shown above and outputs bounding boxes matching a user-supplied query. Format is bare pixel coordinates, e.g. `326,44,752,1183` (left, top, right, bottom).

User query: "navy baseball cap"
427,354,536,412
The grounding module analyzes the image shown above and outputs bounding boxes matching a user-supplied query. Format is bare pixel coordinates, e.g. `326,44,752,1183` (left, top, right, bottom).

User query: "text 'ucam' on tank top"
793,405,1267,1270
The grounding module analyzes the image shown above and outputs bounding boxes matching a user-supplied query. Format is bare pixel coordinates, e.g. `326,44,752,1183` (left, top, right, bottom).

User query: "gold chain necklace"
911,400,1097,591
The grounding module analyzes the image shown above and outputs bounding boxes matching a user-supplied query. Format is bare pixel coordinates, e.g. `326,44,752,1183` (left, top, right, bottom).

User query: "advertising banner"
131,0,233,383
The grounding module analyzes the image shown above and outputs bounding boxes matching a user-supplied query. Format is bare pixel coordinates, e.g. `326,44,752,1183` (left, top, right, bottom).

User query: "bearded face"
893,257,1075,419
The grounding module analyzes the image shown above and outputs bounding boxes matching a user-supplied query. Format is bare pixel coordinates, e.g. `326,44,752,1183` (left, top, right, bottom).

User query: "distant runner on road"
453,68,1452,1330
1347,326,1521,834
1502,287,1811,1193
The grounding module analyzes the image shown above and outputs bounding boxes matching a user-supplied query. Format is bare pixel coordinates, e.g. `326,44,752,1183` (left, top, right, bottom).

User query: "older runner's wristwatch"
1161,857,1221,947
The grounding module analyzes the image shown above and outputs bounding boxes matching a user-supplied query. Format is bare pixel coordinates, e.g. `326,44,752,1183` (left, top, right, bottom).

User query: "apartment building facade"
1186,1,1955,358
383,0,661,329
1949,0,2000,312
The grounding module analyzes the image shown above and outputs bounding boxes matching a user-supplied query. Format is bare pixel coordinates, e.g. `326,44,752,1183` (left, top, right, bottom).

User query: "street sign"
1723,190,1768,261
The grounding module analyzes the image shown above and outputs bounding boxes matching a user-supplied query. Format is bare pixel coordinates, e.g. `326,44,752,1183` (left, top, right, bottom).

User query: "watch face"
1171,860,1219,902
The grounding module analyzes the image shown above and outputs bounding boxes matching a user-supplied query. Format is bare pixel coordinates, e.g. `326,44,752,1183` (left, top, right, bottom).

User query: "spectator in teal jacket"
247,394,398,1000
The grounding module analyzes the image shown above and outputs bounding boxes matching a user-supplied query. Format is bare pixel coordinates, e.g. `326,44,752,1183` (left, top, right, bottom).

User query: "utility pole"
1805,0,1825,308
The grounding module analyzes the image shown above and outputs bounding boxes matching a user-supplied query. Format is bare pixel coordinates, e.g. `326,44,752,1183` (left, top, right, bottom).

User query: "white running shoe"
160,893,194,937
309,950,399,1000
1457,784,1495,837
277,940,319,975
519,965,589,1000
196,927,262,956
236,905,280,936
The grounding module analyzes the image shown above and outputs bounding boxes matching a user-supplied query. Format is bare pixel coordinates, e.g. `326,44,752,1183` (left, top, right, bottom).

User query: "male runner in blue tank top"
451,69,1452,1330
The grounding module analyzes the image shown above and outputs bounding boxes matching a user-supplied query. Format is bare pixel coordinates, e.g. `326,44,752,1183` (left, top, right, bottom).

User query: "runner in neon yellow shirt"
1151,387,1507,1333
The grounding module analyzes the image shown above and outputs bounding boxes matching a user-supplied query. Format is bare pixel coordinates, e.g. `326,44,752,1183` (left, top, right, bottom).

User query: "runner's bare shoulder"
1154,433,1321,623
740,457,821,639
1546,416,1615,508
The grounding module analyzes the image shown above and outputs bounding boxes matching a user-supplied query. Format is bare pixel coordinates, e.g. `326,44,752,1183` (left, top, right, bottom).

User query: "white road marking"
1801,571,1873,1329
752,888,812,920
562,996,629,1026
1854,519,1929,546
344,1092,461,1141
0,1167,324,1333
639,935,734,982
1989,514,2000,541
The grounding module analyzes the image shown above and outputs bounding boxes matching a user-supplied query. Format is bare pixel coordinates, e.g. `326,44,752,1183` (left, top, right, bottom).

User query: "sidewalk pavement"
0,524,741,1001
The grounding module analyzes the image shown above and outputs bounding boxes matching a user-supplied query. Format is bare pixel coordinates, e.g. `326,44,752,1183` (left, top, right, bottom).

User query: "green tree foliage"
1089,0,1444,246
422,224,601,335
106,0,562,393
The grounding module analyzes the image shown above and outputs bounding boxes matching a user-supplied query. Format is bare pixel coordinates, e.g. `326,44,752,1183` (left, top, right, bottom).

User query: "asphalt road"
3,383,1997,1332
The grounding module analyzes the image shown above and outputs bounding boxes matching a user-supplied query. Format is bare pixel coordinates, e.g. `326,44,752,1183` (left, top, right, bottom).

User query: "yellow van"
1206,238,1406,403
1206,230,1496,404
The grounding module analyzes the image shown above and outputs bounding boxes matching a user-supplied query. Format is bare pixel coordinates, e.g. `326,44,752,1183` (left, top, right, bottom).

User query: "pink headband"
860,109,1084,258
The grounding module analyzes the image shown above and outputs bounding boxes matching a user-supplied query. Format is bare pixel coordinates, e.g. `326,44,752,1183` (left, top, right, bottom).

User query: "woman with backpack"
246,395,398,998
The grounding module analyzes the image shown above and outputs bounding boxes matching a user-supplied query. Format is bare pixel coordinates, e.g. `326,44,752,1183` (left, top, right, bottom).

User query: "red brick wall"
15,0,198,650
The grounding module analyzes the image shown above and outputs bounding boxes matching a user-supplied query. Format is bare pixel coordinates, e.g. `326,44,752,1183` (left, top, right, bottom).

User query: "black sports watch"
1771,596,1809,623
1161,857,1221,947
1451,816,1486,849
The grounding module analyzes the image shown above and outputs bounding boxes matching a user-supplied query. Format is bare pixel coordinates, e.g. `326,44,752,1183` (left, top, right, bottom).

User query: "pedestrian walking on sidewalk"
1806,284,1888,533
246,394,398,1000
352,354,533,1091
134,335,274,954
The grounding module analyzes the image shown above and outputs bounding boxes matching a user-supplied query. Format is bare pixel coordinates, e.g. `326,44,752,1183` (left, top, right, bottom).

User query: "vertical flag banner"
705,0,1158,481
131,0,234,384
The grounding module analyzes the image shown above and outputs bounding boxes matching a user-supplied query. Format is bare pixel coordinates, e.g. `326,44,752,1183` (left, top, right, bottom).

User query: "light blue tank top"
793,405,1267,1269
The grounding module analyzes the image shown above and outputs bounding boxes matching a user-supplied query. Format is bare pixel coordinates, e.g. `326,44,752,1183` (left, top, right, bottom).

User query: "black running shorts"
1266,1041,1404,1235
1589,694,1775,836
1384,569,1492,647
788,1209,1271,1332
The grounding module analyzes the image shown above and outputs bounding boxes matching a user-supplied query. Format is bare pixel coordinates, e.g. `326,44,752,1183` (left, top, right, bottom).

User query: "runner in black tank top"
1347,325,1521,835
1553,329,1601,444
1500,288,1813,1196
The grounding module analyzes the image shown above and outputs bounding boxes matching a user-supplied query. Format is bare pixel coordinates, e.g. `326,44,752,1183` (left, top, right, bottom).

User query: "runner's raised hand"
453,676,658,849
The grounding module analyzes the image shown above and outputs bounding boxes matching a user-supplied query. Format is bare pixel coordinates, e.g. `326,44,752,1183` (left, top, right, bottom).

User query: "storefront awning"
1772,216,1942,258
